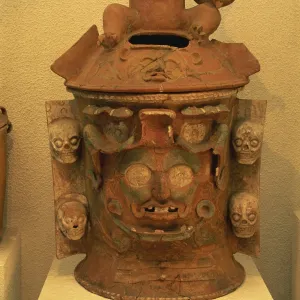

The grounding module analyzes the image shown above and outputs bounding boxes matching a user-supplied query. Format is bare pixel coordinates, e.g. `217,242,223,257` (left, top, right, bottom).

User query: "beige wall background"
0,0,299,299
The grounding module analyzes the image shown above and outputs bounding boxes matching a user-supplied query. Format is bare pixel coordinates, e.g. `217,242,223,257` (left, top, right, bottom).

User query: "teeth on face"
145,206,178,213
155,207,169,213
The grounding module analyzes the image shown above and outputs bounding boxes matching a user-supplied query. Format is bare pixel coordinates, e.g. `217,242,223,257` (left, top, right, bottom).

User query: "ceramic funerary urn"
47,0,267,298
0,107,11,235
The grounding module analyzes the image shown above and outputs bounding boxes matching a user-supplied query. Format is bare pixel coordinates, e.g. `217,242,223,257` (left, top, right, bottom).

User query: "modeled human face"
104,147,209,241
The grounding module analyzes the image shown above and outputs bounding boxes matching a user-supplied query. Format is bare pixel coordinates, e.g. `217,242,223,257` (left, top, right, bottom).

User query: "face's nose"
241,219,248,225
151,172,171,204
64,142,70,150
242,141,250,151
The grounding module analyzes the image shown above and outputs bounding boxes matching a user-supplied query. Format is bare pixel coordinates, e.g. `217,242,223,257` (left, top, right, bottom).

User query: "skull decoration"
229,192,259,239
232,120,263,165
57,200,88,240
48,118,81,164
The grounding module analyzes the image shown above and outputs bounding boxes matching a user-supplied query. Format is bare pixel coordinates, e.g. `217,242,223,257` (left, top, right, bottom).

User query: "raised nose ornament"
47,0,267,298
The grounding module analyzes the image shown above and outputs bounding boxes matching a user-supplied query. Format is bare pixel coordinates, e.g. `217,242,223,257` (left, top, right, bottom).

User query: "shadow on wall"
3,134,14,228
240,77,293,300
258,141,296,300
241,76,294,300
215,7,295,299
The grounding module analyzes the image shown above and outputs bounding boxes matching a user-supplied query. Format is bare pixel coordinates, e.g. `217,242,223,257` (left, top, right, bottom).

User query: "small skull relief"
229,192,259,239
57,201,88,240
49,118,81,164
232,121,263,165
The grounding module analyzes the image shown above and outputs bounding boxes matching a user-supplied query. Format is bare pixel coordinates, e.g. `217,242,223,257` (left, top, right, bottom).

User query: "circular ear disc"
197,200,215,219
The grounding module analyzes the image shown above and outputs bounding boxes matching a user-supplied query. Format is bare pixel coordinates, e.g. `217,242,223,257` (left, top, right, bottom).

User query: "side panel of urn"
231,99,267,256
46,101,87,259
0,107,11,235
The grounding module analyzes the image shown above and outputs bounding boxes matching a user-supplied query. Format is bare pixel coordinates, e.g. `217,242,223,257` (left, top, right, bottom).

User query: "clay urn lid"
51,0,260,94
0,107,11,132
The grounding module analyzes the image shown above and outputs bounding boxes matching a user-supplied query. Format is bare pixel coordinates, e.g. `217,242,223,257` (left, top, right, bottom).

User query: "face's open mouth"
106,200,195,241
60,151,75,156
234,226,256,238
240,150,251,154
144,206,178,213
131,202,190,220
143,205,179,220
112,216,195,242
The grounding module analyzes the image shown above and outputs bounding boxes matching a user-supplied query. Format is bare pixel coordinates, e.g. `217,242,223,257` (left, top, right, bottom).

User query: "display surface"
0,107,11,235
48,1,266,299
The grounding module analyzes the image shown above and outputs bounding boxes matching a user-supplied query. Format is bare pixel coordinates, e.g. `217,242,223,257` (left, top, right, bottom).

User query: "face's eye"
234,138,243,147
168,165,194,188
53,138,63,148
70,136,79,146
232,213,241,222
125,164,152,187
250,139,259,148
248,213,257,222
64,217,72,224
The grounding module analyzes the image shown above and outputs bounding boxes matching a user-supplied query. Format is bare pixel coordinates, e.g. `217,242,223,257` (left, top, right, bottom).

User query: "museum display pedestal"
292,210,300,300
0,229,20,300
38,253,273,300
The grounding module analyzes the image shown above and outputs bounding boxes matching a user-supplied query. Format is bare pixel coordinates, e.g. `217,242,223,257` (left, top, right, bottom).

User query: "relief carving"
231,99,266,257
129,56,184,83
103,122,129,144
57,194,88,241
196,200,215,219
181,104,230,116
229,192,259,239
180,123,207,144
85,137,216,256
232,120,263,165
48,118,81,164
82,106,135,190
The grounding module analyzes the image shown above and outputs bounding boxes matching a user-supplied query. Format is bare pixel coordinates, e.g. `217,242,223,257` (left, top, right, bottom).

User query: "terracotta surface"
0,107,11,236
51,1,259,93
48,1,266,299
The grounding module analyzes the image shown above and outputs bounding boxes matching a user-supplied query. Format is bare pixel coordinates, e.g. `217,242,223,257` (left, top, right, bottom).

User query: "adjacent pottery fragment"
47,0,267,299
0,107,11,235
